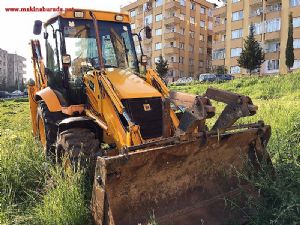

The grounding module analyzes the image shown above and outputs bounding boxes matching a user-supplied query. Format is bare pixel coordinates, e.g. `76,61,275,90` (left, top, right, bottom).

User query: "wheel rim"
38,115,47,149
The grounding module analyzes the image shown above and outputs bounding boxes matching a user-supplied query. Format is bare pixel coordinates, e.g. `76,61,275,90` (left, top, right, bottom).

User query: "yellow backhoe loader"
28,9,271,225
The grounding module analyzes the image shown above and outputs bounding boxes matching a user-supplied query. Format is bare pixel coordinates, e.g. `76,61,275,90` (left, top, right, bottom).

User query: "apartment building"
0,48,8,85
121,0,214,79
7,54,26,88
212,0,300,75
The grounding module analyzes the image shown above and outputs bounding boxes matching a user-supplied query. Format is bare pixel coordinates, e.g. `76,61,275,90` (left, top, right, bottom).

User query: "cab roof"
45,9,130,26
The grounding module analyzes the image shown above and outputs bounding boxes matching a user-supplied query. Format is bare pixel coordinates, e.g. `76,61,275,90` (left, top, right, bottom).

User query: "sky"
0,0,221,79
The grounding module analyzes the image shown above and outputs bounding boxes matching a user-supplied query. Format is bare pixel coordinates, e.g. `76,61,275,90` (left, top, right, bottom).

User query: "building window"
267,60,279,71
232,0,240,3
155,42,162,50
265,42,280,52
190,31,195,38
130,10,136,17
180,0,185,6
179,56,184,64
207,35,212,42
294,17,300,28
179,42,184,49
190,2,196,10
199,34,204,41
208,21,213,30
155,13,162,22
232,11,243,21
143,2,152,12
130,23,136,30
144,15,152,25
179,28,185,35
170,41,176,47
155,28,162,36
253,22,263,34
200,20,205,28
179,14,185,20
266,18,281,33
170,56,176,62
292,60,300,69
290,0,300,7
189,45,194,52
230,66,241,74
189,58,193,65
199,61,204,67
231,29,243,39
200,6,206,14
231,48,242,57
190,17,195,24
294,39,300,48
208,9,213,17
212,49,225,60
155,0,163,7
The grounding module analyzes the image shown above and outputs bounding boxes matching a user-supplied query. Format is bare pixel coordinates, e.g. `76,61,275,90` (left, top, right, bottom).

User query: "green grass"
1,72,300,225
0,100,91,225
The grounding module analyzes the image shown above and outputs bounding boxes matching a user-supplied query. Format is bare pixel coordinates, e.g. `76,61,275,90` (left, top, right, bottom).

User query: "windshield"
60,19,139,78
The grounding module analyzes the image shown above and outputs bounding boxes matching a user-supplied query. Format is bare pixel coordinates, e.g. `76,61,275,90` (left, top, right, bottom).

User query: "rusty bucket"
91,124,271,225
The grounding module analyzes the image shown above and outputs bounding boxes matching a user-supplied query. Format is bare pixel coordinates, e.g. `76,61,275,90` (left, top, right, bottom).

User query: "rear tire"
56,128,100,170
37,101,65,158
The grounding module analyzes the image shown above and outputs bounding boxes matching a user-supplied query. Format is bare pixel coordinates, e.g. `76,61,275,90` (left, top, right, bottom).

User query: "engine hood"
105,68,162,99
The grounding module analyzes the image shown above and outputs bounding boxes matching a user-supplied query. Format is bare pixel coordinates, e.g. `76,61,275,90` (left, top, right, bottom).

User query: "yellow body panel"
28,84,38,137
46,9,130,26
106,69,162,99
36,87,62,112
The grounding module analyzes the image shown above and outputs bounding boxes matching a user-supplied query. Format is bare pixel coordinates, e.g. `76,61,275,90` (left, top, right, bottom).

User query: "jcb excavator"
29,9,271,225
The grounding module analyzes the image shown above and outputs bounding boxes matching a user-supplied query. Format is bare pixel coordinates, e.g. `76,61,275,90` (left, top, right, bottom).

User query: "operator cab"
33,10,140,106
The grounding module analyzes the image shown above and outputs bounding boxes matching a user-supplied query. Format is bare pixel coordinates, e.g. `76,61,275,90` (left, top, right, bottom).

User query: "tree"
214,65,227,74
286,13,294,72
155,55,169,78
238,24,264,75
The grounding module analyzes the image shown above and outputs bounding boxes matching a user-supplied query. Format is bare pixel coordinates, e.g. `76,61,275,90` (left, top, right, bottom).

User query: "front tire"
36,101,65,158
56,128,100,170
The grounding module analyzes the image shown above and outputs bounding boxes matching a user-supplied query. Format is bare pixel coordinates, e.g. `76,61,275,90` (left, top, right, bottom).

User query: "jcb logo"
143,104,151,111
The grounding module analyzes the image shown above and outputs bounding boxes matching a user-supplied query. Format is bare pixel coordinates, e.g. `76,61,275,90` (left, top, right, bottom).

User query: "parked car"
216,74,234,81
10,90,24,97
173,77,194,85
198,73,217,82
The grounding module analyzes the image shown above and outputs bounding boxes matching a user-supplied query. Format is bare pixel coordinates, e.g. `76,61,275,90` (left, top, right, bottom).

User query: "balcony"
164,32,182,40
214,23,226,33
266,3,282,13
165,0,180,10
250,7,263,17
212,41,225,49
213,6,226,16
250,0,263,6
164,47,179,55
164,15,181,25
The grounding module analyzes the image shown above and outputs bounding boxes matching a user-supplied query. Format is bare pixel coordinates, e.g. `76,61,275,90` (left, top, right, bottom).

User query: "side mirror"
145,26,152,39
62,54,71,66
141,55,148,66
33,20,42,35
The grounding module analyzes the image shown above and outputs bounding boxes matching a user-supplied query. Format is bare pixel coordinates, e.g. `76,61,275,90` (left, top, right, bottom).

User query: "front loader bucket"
92,124,271,225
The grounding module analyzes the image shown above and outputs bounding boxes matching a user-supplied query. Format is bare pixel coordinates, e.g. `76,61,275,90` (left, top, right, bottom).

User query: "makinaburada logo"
5,6,74,12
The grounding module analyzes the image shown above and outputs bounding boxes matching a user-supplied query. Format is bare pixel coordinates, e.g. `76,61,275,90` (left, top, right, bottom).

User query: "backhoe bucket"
92,124,271,225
